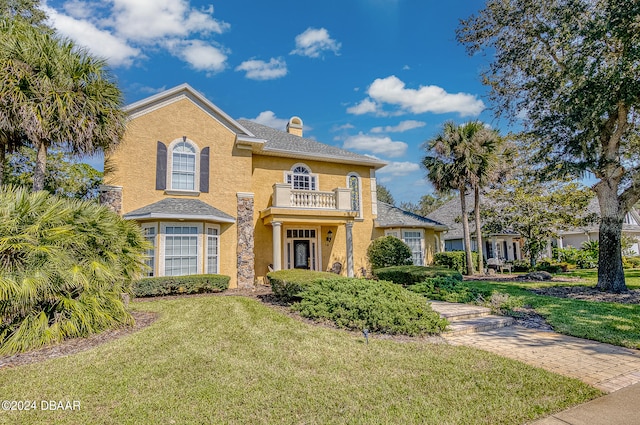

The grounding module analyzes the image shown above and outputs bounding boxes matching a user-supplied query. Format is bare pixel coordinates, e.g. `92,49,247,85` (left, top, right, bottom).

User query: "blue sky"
43,0,501,204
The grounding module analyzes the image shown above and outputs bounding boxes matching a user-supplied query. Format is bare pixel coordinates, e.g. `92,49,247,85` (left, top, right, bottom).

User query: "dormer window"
286,164,317,190
172,141,196,190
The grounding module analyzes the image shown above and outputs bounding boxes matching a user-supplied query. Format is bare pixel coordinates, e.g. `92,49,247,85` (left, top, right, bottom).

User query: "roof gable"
376,202,447,230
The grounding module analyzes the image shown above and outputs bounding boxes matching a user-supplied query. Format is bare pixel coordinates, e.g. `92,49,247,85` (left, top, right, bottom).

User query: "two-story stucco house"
100,84,447,288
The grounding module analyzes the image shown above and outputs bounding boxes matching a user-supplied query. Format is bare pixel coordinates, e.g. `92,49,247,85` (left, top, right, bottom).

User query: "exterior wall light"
326,230,333,243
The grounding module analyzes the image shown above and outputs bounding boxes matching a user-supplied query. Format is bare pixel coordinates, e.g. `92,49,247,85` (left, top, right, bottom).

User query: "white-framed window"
163,224,200,276
142,224,157,277
403,230,424,266
206,226,219,274
285,163,317,191
171,141,196,190
347,172,362,218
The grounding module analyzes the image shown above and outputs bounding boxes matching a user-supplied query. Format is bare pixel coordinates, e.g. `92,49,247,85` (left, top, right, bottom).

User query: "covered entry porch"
260,207,358,277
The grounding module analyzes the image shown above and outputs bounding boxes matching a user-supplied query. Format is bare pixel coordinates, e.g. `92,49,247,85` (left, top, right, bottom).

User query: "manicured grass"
564,269,640,289
0,296,599,424
463,279,640,348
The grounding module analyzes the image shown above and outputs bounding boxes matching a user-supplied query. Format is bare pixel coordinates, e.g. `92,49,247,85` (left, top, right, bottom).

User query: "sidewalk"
440,311,640,424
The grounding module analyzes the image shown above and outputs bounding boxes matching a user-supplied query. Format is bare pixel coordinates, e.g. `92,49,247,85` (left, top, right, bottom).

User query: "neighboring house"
428,194,640,260
557,198,640,255
101,84,447,288
427,194,523,261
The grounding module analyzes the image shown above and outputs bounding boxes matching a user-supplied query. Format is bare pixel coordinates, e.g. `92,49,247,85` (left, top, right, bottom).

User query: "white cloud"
45,6,141,67
343,133,407,157
358,75,484,117
236,58,287,80
402,65,410,70
370,120,426,133
378,161,421,176
246,111,289,131
167,39,227,72
290,27,341,58
347,99,378,115
44,0,230,71
331,123,355,132
109,0,229,42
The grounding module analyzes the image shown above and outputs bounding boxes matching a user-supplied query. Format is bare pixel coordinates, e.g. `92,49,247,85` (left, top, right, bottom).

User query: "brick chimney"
286,116,303,137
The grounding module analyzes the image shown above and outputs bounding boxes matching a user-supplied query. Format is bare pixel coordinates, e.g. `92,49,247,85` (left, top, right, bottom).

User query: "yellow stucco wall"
251,155,377,280
105,98,252,287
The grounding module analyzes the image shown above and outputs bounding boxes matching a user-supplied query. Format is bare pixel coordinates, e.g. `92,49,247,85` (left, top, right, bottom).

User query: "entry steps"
429,301,514,336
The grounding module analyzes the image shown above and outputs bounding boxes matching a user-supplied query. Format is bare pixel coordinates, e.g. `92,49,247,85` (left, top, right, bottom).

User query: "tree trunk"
0,146,5,186
474,186,484,273
33,141,47,191
460,189,474,275
594,181,627,292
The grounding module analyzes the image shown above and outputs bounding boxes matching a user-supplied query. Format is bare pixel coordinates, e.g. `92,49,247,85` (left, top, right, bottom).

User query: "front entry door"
293,240,310,269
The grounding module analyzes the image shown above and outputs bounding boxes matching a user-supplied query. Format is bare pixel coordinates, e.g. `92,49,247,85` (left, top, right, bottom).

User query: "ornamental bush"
292,277,448,336
267,269,337,302
133,274,230,297
366,236,413,270
0,187,148,355
373,265,462,286
434,251,479,273
408,277,491,303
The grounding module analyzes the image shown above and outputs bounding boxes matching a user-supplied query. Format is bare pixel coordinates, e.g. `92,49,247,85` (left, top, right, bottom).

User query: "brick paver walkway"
445,326,640,393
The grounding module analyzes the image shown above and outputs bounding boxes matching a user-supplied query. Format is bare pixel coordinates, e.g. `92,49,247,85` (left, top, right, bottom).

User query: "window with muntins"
403,231,424,266
206,227,219,274
143,226,156,277
286,165,316,190
172,141,196,190
348,173,361,216
164,225,198,276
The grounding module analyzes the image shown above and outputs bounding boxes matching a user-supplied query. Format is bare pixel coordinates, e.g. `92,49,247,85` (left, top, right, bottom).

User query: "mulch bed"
531,286,640,304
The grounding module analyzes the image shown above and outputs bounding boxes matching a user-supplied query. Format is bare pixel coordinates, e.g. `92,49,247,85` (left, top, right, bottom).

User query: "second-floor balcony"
272,183,352,210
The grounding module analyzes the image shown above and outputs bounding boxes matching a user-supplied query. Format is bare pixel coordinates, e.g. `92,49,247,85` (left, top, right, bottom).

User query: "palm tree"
423,121,476,275
423,121,503,275
0,18,126,191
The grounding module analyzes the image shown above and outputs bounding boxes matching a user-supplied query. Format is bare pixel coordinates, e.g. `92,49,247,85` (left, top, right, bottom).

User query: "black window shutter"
200,147,210,193
156,141,167,190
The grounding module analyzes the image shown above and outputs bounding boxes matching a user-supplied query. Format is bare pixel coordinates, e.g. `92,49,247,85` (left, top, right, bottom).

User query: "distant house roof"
426,194,517,240
238,119,387,169
376,202,447,230
123,198,236,223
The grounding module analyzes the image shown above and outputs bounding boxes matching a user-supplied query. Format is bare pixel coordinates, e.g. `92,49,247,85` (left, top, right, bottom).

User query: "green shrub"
292,277,448,335
433,251,479,273
366,236,413,270
0,187,147,355
481,292,525,315
535,260,562,274
133,274,230,297
511,260,531,272
408,277,491,303
267,269,337,302
623,256,640,269
373,265,462,285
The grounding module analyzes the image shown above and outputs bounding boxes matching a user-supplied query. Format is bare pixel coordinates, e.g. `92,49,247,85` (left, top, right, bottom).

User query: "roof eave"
123,212,236,223
258,146,388,169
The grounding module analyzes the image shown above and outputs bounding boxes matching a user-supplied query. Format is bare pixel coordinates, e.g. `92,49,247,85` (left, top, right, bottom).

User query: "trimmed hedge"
408,277,491,303
292,276,448,336
267,269,337,302
373,265,462,286
133,274,230,297
434,251,479,274
367,236,413,269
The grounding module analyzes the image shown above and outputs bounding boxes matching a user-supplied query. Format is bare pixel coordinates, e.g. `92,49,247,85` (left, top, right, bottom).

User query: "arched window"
286,164,317,190
172,141,196,190
347,172,362,217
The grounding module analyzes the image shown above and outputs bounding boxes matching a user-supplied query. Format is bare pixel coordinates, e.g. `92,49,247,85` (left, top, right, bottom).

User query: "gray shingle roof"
238,119,387,168
123,198,235,222
376,202,447,229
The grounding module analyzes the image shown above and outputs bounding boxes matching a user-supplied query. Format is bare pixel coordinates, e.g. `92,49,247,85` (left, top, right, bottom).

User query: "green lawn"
464,277,640,348
0,296,599,425
563,269,640,288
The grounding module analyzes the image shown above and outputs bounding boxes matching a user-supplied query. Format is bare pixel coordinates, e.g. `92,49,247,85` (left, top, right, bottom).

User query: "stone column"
272,222,282,271
98,185,122,215
236,193,255,289
346,221,354,277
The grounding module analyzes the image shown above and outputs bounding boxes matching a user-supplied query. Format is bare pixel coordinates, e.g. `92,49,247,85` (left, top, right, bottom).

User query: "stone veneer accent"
99,185,123,215
236,192,255,288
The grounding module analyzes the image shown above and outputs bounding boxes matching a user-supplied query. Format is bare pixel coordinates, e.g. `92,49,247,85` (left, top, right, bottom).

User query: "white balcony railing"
272,183,351,210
